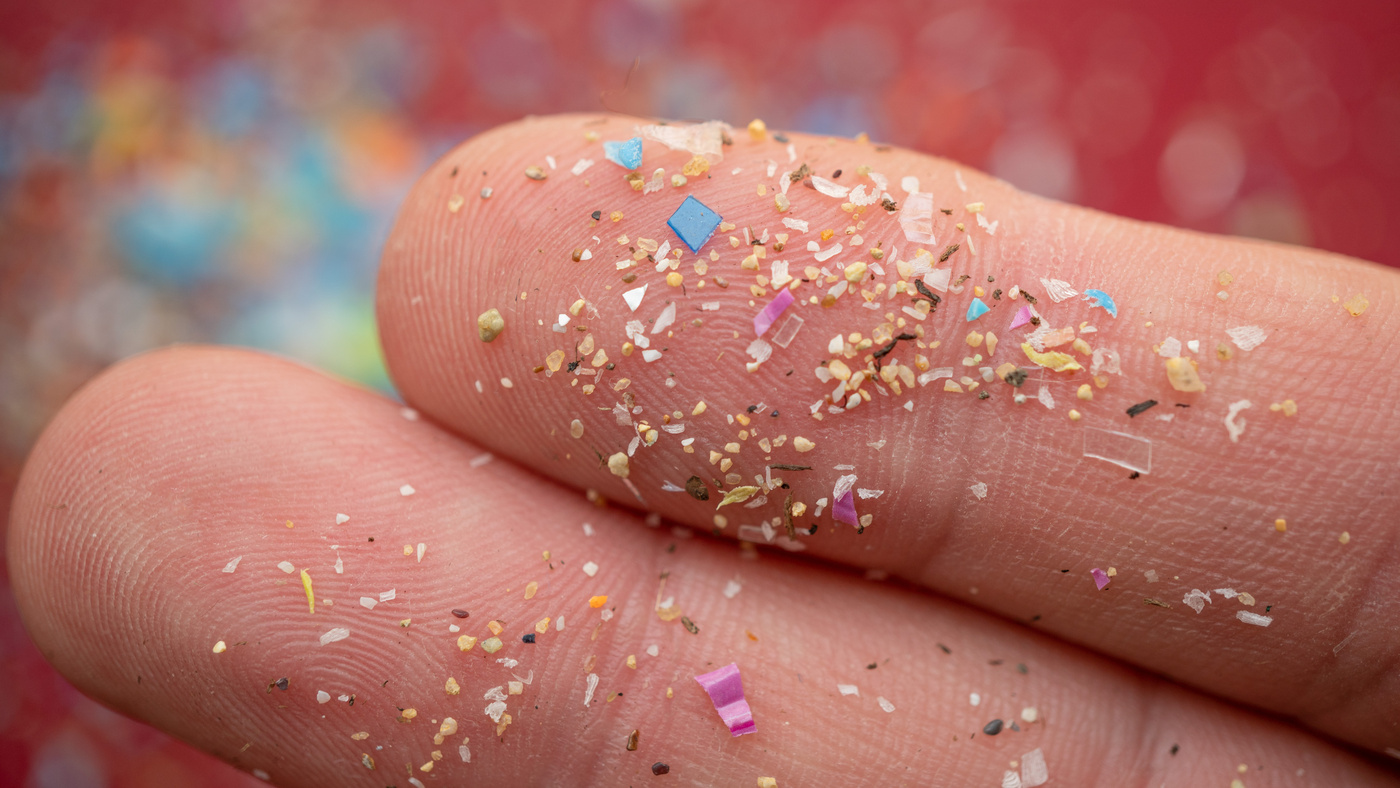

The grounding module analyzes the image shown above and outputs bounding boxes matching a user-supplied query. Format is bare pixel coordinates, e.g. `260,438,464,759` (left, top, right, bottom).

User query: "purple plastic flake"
1090,568,1110,591
1010,305,1033,330
694,663,755,736
754,289,795,336
832,490,858,527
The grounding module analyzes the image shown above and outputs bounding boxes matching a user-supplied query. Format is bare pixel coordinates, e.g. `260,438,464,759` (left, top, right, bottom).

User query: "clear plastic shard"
1020,748,1049,787
771,314,805,348
899,192,936,243
1226,325,1267,351
1237,610,1273,627
1083,427,1151,474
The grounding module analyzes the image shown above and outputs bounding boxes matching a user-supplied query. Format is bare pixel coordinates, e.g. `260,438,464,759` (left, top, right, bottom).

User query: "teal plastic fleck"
667,195,723,254
603,137,643,170
1083,289,1118,318
966,297,990,321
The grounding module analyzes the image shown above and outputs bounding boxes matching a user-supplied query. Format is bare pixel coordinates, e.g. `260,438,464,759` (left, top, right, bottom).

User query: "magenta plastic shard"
832,490,858,527
1090,568,1110,590
694,663,756,736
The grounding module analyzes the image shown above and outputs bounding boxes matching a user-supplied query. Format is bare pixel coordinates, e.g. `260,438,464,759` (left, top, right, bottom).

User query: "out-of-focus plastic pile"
0,1,1396,785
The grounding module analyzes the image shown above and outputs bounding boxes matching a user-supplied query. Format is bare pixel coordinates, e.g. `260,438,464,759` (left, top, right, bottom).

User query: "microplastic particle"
877,696,896,713
983,719,1004,735
1090,568,1111,590
1039,278,1079,303
695,663,756,736
400,484,415,496
623,284,648,312
222,556,242,573
1126,400,1158,418
652,762,670,775
754,289,796,336
1021,748,1049,787
1009,305,1033,330
317,690,330,703
1082,289,1117,317
1226,325,1267,351
1237,610,1273,627
966,297,990,321
667,195,723,254
969,482,988,499
319,627,350,646
723,580,742,598
771,314,804,348
1083,427,1152,474
1183,588,1211,613
1225,400,1252,443
837,683,860,696
832,490,858,527
603,137,643,170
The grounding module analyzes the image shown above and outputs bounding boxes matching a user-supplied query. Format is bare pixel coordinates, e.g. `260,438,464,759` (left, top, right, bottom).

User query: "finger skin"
376,113,1400,753
10,347,1397,786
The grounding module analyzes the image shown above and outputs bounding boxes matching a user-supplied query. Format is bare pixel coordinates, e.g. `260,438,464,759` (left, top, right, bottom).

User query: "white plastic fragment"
623,285,648,312
222,556,242,573
277,561,295,574
1020,747,1049,787
810,176,849,198
1215,588,1239,599
782,217,809,232
969,482,988,499
899,192,936,243
969,692,981,706
1238,610,1273,627
877,696,896,713
1158,336,1182,358
1226,325,1267,351
901,175,919,193
856,488,884,499
747,338,773,363
571,158,594,176
484,700,507,723
319,627,350,646
1225,400,1252,443
317,690,330,703
582,561,599,577
638,120,727,161
458,745,470,763
400,483,415,496
1037,384,1055,409
1183,588,1212,614
1002,771,1023,788
379,589,396,602
584,673,599,706
1082,427,1152,475
359,596,377,610
723,579,742,598
1090,347,1122,376
837,683,860,697
646,644,660,657
1039,278,1079,303
335,513,350,524
651,302,676,334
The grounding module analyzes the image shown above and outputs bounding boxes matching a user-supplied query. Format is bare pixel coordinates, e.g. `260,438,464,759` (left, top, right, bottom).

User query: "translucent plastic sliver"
1082,427,1151,474
1020,748,1049,787
771,314,804,348
694,663,756,736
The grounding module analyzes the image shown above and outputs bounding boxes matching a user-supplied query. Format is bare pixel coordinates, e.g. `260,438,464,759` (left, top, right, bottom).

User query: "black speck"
1170,744,1179,756
832,169,842,178
451,609,470,619
591,210,602,221
983,719,1004,736
772,132,789,143
867,663,878,670
978,390,991,400
1129,471,1141,480
367,536,374,542
652,762,671,775
1060,569,1070,573
1010,721,1021,732
807,524,818,535
937,643,951,655
274,677,289,691
567,361,579,372
522,633,536,644
747,404,759,413
770,410,779,417
1017,663,1028,674
1126,399,1159,418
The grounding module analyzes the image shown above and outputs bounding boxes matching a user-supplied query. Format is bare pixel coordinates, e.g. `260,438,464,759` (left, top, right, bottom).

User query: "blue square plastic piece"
966,297,990,322
667,195,723,254
603,137,643,170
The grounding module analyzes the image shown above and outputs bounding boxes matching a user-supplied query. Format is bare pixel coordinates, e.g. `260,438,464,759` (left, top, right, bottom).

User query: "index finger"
376,113,1400,755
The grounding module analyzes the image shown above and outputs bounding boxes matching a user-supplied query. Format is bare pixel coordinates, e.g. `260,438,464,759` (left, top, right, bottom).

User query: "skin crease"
7,348,1399,788
376,114,1400,755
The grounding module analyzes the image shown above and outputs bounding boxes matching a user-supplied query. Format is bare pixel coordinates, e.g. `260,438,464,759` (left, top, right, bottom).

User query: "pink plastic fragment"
1090,568,1110,590
694,663,756,736
832,490,858,527
754,289,795,336
1010,305,1033,330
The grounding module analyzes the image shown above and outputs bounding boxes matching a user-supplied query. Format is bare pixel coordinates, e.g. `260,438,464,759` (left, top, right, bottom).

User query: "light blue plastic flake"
603,137,643,170
966,297,990,322
667,195,723,254
1083,289,1118,318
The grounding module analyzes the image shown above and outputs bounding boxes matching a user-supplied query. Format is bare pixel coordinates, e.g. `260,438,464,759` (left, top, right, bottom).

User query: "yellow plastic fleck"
747,118,767,140
1269,399,1298,417
607,452,630,478
666,271,684,287
457,635,477,651
1274,518,1287,532
682,156,710,177
445,677,461,696
589,595,609,608
793,436,816,452
212,640,227,654
1076,384,1093,401
626,654,637,669
1068,409,1082,421
1343,293,1369,316
1339,531,1351,545
666,687,674,699
477,308,505,342
1165,356,1206,392
1072,337,1092,356
985,332,998,356
758,778,778,788
1021,343,1083,372
545,350,565,372
535,617,551,634
480,637,503,653
844,262,868,284
966,330,984,348
718,486,761,508
487,620,504,636
944,379,964,392
362,753,375,770
524,581,539,600
300,569,315,614
399,708,418,722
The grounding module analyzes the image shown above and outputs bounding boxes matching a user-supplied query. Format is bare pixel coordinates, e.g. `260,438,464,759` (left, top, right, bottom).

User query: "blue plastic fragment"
603,137,643,170
1083,289,1118,318
966,297,990,322
667,195,723,254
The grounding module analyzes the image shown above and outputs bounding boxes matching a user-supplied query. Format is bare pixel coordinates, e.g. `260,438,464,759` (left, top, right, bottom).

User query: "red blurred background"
1,0,1397,785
